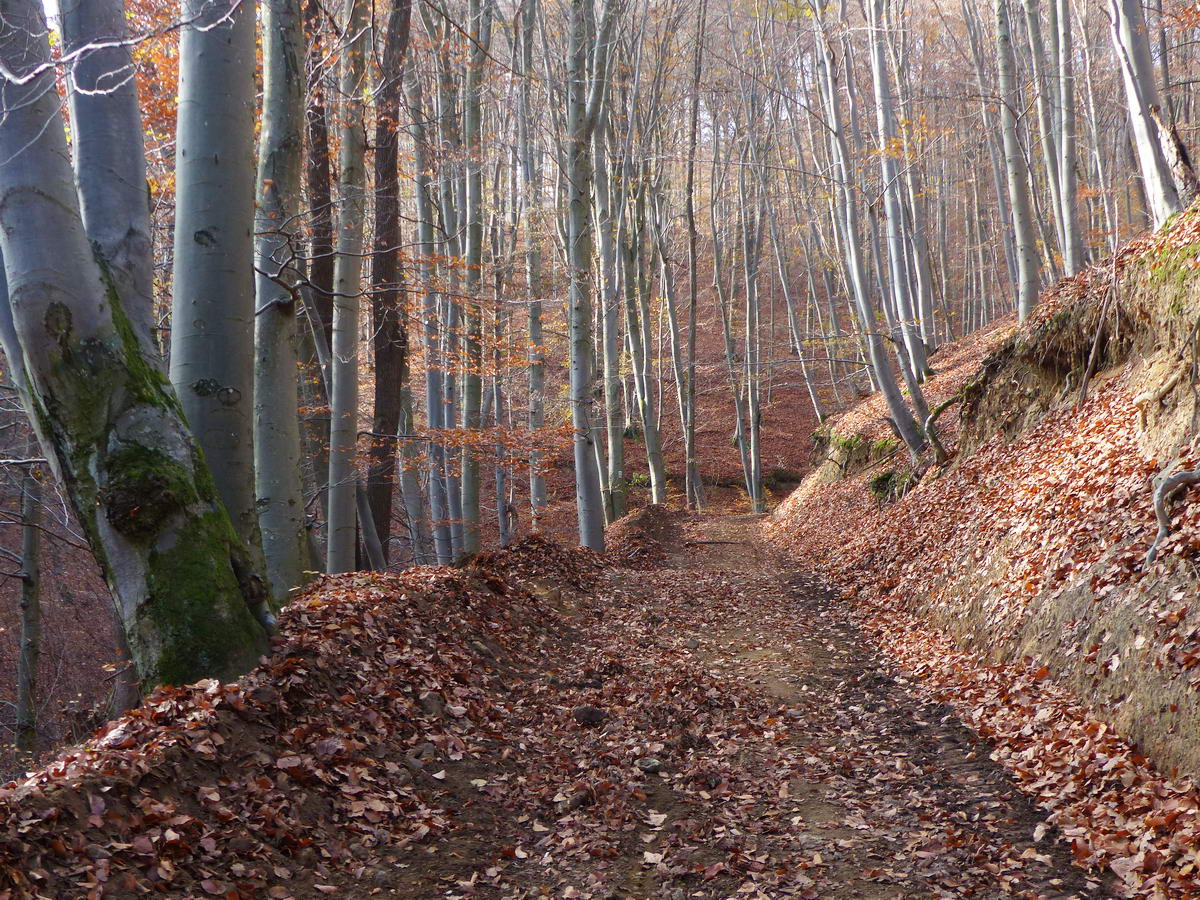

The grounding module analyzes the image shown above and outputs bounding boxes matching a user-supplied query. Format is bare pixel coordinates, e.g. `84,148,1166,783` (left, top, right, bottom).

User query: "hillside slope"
769,208,1200,896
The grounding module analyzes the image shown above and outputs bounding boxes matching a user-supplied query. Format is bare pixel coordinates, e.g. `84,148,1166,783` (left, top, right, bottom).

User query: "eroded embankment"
768,208,1200,897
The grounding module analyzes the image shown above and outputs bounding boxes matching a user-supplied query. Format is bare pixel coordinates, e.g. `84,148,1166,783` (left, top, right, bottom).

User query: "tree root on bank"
1145,468,1200,565
1134,367,1186,429
1132,318,1200,429
924,394,962,465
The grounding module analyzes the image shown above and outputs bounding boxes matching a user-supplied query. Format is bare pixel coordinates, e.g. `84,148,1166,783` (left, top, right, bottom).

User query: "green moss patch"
101,444,201,542
142,511,265,686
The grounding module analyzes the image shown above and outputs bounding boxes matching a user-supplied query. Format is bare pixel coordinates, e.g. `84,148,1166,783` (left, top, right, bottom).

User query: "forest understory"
17,204,1200,895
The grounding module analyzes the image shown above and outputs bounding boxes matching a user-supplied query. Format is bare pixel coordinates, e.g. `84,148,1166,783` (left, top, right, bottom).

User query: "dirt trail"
375,512,1114,899
665,514,1112,899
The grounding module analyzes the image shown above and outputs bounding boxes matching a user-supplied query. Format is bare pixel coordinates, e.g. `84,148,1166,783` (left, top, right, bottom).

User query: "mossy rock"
870,437,899,458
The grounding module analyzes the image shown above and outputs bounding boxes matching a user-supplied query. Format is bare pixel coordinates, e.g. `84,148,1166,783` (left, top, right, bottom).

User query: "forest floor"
365,511,1112,900
1,507,1125,899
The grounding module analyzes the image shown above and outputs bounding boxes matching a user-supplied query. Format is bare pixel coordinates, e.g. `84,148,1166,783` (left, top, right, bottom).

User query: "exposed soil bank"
768,208,1200,896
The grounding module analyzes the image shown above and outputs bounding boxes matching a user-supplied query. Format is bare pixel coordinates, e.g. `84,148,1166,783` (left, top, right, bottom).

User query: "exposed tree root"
1132,318,1200,428
1145,468,1200,564
924,395,962,465
1135,367,1187,429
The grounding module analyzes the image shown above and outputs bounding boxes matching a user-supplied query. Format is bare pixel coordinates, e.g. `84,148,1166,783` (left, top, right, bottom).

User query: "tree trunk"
1054,0,1085,273
739,163,765,513
171,0,267,591
595,110,627,524
709,121,754,493
564,0,615,551
459,0,495,557
683,0,706,510
326,0,369,573
424,12,466,561
254,0,310,602
0,0,268,686
1107,0,1181,226
1021,0,1068,264
621,181,666,506
367,0,414,565
60,0,156,359
814,13,924,456
405,67,454,564
765,186,825,423
302,0,334,545
997,0,1042,321
15,467,40,758
518,0,549,527
60,0,162,698
651,190,699,478
867,0,931,391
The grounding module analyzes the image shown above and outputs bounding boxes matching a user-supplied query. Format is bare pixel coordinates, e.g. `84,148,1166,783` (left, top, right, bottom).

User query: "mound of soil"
605,504,683,569
472,533,605,591
0,553,572,899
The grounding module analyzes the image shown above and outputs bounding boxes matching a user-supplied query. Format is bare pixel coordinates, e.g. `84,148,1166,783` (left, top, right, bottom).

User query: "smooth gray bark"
564,0,616,551
517,0,549,526
0,0,267,686
404,67,454,563
867,0,930,388
683,0,706,510
814,14,924,456
1054,0,1084,273
963,0,1019,291
1107,0,1180,227
59,0,156,359
1022,0,1067,264
997,0,1042,321
254,0,309,601
171,0,266,571
621,181,666,506
739,162,765,513
326,0,369,573
459,0,495,557
595,110,627,523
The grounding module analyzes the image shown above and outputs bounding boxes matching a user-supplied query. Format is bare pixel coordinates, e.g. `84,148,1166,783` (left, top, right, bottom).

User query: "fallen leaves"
767,204,1200,898
0,546,592,898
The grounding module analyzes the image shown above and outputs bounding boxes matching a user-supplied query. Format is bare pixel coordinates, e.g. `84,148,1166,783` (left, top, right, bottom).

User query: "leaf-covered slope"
0,536,603,898
766,206,1200,896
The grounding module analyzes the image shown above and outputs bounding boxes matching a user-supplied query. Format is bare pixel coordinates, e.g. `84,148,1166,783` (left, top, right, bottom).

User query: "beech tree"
255,0,310,601
997,0,1042,322
562,0,617,551
0,0,267,686
1107,0,1184,226
170,0,270,608
326,0,370,573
